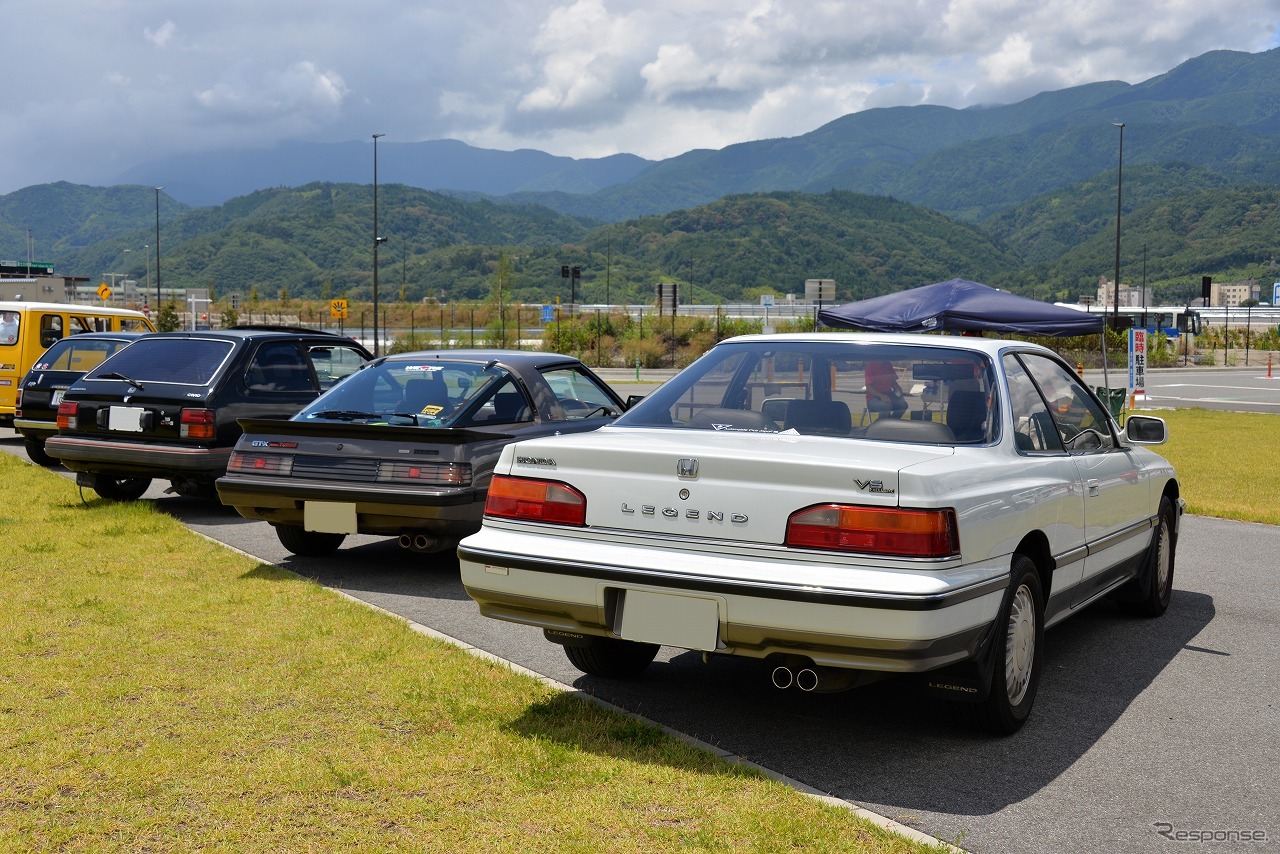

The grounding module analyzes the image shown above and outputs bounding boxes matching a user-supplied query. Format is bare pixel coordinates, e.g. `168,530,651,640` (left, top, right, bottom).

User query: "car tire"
275,524,346,557
24,437,57,467
563,635,660,678
960,554,1044,736
92,476,152,501
1117,495,1176,618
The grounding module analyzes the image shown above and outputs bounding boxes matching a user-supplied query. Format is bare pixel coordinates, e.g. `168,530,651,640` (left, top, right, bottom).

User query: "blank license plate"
107,406,146,432
304,501,358,534
617,589,719,651
51,389,65,405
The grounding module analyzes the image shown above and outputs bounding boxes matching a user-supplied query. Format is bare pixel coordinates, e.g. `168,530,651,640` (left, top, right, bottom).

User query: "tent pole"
1100,328,1111,392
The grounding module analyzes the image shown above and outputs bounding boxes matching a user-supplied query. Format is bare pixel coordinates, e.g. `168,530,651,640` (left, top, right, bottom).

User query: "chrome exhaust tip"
795,668,820,692
397,534,413,549
770,666,794,690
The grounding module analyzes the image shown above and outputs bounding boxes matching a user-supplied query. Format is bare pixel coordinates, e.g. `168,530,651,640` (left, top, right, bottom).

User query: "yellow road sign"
330,298,348,319
97,282,113,300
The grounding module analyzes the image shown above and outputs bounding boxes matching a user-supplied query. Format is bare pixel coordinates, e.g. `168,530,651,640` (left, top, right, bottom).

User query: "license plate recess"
304,501,358,534
617,589,719,651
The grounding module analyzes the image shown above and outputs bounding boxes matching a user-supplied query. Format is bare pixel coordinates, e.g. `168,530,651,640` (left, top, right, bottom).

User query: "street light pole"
144,244,151,312
154,187,163,314
1112,122,1124,332
372,133,386,356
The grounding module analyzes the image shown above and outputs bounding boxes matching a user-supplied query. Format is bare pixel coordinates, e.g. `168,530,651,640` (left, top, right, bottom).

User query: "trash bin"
1095,386,1126,419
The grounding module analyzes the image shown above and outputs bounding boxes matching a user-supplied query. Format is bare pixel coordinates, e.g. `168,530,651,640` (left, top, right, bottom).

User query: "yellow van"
0,301,156,426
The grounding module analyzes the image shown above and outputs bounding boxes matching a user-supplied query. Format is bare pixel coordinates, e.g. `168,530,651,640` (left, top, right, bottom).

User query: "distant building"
1094,277,1145,307
1209,280,1259,306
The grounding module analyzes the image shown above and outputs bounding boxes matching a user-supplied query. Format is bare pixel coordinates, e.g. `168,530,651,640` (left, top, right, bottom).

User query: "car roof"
379,349,584,368
721,331,1055,358
137,329,358,343
46,331,149,342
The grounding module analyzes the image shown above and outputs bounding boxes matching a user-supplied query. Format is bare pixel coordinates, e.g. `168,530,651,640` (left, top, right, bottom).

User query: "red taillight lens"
785,504,959,558
57,400,78,430
226,452,294,476
180,408,216,439
484,475,586,526
378,461,471,486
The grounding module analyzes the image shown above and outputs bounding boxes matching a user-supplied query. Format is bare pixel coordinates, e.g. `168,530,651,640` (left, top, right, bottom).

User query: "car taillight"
378,461,472,486
484,474,586,526
57,400,78,430
226,452,294,476
180,408,216,439
785,504,959,558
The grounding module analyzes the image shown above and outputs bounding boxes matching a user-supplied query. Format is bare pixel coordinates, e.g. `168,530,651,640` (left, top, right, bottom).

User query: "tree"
156,302,182,332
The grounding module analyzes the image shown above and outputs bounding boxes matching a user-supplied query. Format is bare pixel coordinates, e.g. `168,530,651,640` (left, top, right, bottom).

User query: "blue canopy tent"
817,278,1104,337
818,278,1117,405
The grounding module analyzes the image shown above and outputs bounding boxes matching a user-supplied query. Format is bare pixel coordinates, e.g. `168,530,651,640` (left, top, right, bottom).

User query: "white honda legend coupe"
459,333,1183,734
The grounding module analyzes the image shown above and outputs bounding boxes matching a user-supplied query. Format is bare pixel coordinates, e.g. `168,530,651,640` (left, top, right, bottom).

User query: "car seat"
945,390,988,442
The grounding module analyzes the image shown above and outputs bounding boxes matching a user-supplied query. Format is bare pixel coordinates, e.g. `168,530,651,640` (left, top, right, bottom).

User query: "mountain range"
111,46,1280,225
5,46,1280,307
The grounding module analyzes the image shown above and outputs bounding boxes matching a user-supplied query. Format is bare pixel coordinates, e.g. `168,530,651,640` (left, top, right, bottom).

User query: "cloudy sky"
3,0,1279,195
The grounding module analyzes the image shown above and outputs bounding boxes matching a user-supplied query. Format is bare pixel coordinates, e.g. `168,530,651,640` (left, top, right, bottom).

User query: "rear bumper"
13,417,55,439
459,523,1008,674
215,475,485,535
45,435,231,478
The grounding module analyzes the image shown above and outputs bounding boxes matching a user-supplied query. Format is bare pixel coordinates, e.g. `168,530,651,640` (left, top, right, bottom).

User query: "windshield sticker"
403,365,443,372
420,404,445,416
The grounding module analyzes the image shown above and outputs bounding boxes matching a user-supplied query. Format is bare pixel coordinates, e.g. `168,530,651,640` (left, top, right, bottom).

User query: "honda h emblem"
676,458,699,479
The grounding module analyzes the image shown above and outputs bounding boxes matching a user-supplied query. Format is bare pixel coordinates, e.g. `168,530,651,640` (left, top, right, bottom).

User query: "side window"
1019,353,1115,452
0,311,19,346
541,366,620,420
458,377,532,426
247,342,313,392
1004,354,1064,453
41,315,64,348
308,345,367,390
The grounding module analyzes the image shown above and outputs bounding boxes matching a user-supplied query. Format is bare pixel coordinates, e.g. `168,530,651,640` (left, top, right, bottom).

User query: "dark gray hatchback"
47,329,371,500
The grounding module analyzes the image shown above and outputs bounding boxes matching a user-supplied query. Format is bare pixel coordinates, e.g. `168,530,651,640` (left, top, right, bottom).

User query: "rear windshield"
32,337,135,373
298,359,519,427
85,338,234,386
616,340,998,445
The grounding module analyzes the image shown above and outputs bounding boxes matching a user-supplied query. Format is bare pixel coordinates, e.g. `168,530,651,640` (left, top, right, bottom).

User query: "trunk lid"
502,426,954,546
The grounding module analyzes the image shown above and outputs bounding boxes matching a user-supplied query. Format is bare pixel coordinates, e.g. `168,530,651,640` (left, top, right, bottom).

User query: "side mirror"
1124,415,1167,445
625,394,645,411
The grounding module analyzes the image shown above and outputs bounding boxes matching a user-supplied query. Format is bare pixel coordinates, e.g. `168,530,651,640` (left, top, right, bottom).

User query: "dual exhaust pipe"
771,665,824,692
397,533,440,552
770,662,868,693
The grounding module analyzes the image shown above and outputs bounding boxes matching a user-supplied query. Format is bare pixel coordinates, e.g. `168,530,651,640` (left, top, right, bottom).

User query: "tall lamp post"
372,133,387,356
122,249,132,306
144,244,151,311
154,187,163,314
1112,122,1124,332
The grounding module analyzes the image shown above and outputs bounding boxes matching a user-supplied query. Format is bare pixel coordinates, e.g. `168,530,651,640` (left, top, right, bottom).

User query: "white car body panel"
459,333,1181,689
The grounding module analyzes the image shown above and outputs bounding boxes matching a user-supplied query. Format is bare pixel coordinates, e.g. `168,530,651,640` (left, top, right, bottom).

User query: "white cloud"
0,0,1278,194
144,20,177,48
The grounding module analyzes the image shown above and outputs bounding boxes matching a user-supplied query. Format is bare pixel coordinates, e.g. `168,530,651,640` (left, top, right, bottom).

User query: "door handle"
1086,478,1100,497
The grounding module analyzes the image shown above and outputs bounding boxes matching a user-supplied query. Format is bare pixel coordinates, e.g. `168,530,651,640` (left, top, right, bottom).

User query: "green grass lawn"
0,454,944,852
1143,408,1280,525
1,408,1271,851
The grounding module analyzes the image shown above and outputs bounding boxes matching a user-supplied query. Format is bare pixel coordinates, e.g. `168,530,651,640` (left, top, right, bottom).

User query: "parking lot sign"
330,299,348,319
